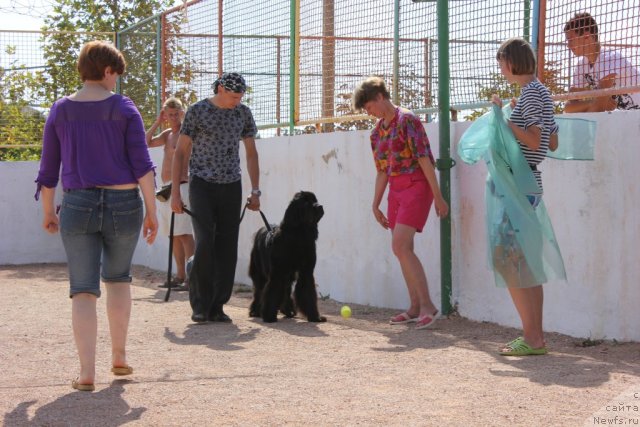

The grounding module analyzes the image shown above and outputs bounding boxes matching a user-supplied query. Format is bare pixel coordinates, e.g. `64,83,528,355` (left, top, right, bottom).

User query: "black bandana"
213,72,247,94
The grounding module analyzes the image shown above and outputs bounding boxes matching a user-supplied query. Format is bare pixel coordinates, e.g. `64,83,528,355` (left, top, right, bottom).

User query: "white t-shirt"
571,49,640,110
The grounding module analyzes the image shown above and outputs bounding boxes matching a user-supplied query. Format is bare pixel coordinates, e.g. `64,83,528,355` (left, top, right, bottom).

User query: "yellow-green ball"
340,305,352,318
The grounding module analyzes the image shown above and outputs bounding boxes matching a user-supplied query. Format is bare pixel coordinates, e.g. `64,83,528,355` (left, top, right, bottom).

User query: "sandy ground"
1,263,639,427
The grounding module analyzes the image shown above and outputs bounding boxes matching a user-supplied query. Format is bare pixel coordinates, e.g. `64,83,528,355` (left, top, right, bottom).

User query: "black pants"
188,176,242,317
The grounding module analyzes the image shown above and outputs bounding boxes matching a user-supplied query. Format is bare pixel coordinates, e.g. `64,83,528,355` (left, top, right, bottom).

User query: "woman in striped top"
490,38,559,356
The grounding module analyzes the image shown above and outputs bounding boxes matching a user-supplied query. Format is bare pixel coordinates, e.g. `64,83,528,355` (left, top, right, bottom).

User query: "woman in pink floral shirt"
353,76,448,330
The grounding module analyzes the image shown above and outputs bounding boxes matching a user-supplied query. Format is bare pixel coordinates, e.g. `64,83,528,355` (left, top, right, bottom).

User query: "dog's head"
281,191,324,229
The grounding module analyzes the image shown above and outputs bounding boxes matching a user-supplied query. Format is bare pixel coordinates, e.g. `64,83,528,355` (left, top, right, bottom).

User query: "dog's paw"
249,310,260,317
308,316,327,323
262,316,278,323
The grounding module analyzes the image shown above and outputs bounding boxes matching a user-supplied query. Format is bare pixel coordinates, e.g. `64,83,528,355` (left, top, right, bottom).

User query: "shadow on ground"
3,380,145,426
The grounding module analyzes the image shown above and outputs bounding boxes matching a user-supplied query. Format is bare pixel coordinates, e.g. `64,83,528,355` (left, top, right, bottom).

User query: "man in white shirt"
564,12,640,112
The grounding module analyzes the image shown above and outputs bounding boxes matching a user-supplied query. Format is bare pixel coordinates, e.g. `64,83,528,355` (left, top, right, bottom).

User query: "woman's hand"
155,110,166,126
40,187,59,234
142,212,158,244
491,94,503,107
170,189,183,213
246,194,260,211
434,195,449,218
42,212,59,234
372,206,389,229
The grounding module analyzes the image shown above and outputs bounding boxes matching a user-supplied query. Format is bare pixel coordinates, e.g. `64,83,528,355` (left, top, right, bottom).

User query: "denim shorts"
59,188,143,298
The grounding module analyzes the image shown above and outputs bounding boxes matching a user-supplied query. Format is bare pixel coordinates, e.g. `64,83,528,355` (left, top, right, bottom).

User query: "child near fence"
489,38,561,356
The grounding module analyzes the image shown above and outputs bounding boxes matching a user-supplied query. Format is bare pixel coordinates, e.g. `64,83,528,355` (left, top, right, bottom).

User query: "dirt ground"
1,264,639,427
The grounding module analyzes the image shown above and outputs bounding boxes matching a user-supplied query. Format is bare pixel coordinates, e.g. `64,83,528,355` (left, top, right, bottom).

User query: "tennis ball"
340,305,352,318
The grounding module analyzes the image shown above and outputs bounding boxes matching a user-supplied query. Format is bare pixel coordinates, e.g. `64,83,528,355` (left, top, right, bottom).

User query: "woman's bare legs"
494,246,546,350
391,224,438,318
174,234,195,281
72,293,97,385
105,282,131,369
506,286,545,349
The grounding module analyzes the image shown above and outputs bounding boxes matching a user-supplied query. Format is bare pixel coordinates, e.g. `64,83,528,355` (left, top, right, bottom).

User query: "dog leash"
164,204,271,302
182,205,271,232
239,204,272,232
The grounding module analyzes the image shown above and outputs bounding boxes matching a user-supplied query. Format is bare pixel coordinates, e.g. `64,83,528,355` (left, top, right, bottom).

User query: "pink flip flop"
415,311,438,330
389,312,418,325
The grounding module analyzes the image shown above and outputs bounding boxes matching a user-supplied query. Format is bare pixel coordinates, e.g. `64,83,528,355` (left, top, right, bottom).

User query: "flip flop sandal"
389,312,418,325
111,366,134,375
415,311,439,330
72,378,95,391
499,337,548,356
159,277,185,288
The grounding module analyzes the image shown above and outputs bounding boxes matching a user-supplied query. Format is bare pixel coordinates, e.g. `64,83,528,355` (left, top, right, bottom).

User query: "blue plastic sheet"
547,117,597,160
457,105,595,288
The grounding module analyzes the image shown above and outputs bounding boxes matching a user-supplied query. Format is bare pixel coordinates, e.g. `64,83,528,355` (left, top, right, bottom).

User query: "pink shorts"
387,171,433,233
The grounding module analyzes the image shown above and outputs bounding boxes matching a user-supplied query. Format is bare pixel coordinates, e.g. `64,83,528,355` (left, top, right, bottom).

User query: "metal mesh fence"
448,1,533,111
3,1,640,155
298,1,394,131
162,0,220,119
0,30,114,159
120,0,292,137
0,30,48,157
118,18,161,128
399,1,438,118
223,0,291,134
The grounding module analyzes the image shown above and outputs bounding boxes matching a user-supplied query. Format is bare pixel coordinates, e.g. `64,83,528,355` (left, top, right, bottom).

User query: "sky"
0,0,184,31
0,0,54,30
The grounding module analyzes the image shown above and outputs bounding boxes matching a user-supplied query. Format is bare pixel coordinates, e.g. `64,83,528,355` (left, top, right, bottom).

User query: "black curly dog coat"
248,191,326,323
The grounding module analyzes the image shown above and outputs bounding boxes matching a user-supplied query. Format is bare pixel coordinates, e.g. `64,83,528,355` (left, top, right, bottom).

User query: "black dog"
248,191,326,323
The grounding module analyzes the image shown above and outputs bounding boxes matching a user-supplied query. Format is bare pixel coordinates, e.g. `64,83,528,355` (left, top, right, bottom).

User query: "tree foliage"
0,46,47,160
464,59,566,121
161,13,200,110
0,0,173,161
330,65,432,134
41,0,172,117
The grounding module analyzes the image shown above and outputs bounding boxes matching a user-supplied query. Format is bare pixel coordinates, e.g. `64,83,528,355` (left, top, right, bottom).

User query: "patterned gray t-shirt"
180,98,257,184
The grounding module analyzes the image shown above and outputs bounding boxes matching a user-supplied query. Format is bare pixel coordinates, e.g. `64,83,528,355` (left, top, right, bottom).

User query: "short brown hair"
163,97,184,110
352,76,391,111
496,37,536,75
77,41,126,82
564,12,599,42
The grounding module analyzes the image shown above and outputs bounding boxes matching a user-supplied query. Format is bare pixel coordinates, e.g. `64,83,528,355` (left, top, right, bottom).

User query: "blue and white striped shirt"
510,79,559,192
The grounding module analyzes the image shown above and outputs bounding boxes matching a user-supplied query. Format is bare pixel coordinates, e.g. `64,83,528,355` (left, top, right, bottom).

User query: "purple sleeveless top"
35,94,154,198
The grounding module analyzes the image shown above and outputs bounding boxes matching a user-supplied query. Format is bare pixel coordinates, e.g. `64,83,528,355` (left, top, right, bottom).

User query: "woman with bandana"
171,72,261,323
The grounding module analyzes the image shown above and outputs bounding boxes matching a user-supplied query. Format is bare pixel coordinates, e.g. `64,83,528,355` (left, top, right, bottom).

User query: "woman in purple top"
36,41,158,391
352,76,448,330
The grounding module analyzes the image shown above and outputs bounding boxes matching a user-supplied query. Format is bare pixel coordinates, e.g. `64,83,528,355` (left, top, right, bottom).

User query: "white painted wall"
2,110,638,341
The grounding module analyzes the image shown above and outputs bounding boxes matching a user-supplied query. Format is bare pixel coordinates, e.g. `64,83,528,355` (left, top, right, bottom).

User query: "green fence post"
116,31,121,94
523,0,531,42
156,15,162,117
437,0,453,315
289,0,298,135
392,0,400,104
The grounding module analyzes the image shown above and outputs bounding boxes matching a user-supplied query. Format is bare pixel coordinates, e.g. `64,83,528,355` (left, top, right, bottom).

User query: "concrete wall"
2,111,638,341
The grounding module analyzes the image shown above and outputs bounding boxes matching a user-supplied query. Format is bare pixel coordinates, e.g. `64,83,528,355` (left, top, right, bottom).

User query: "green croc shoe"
499,337,547,356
